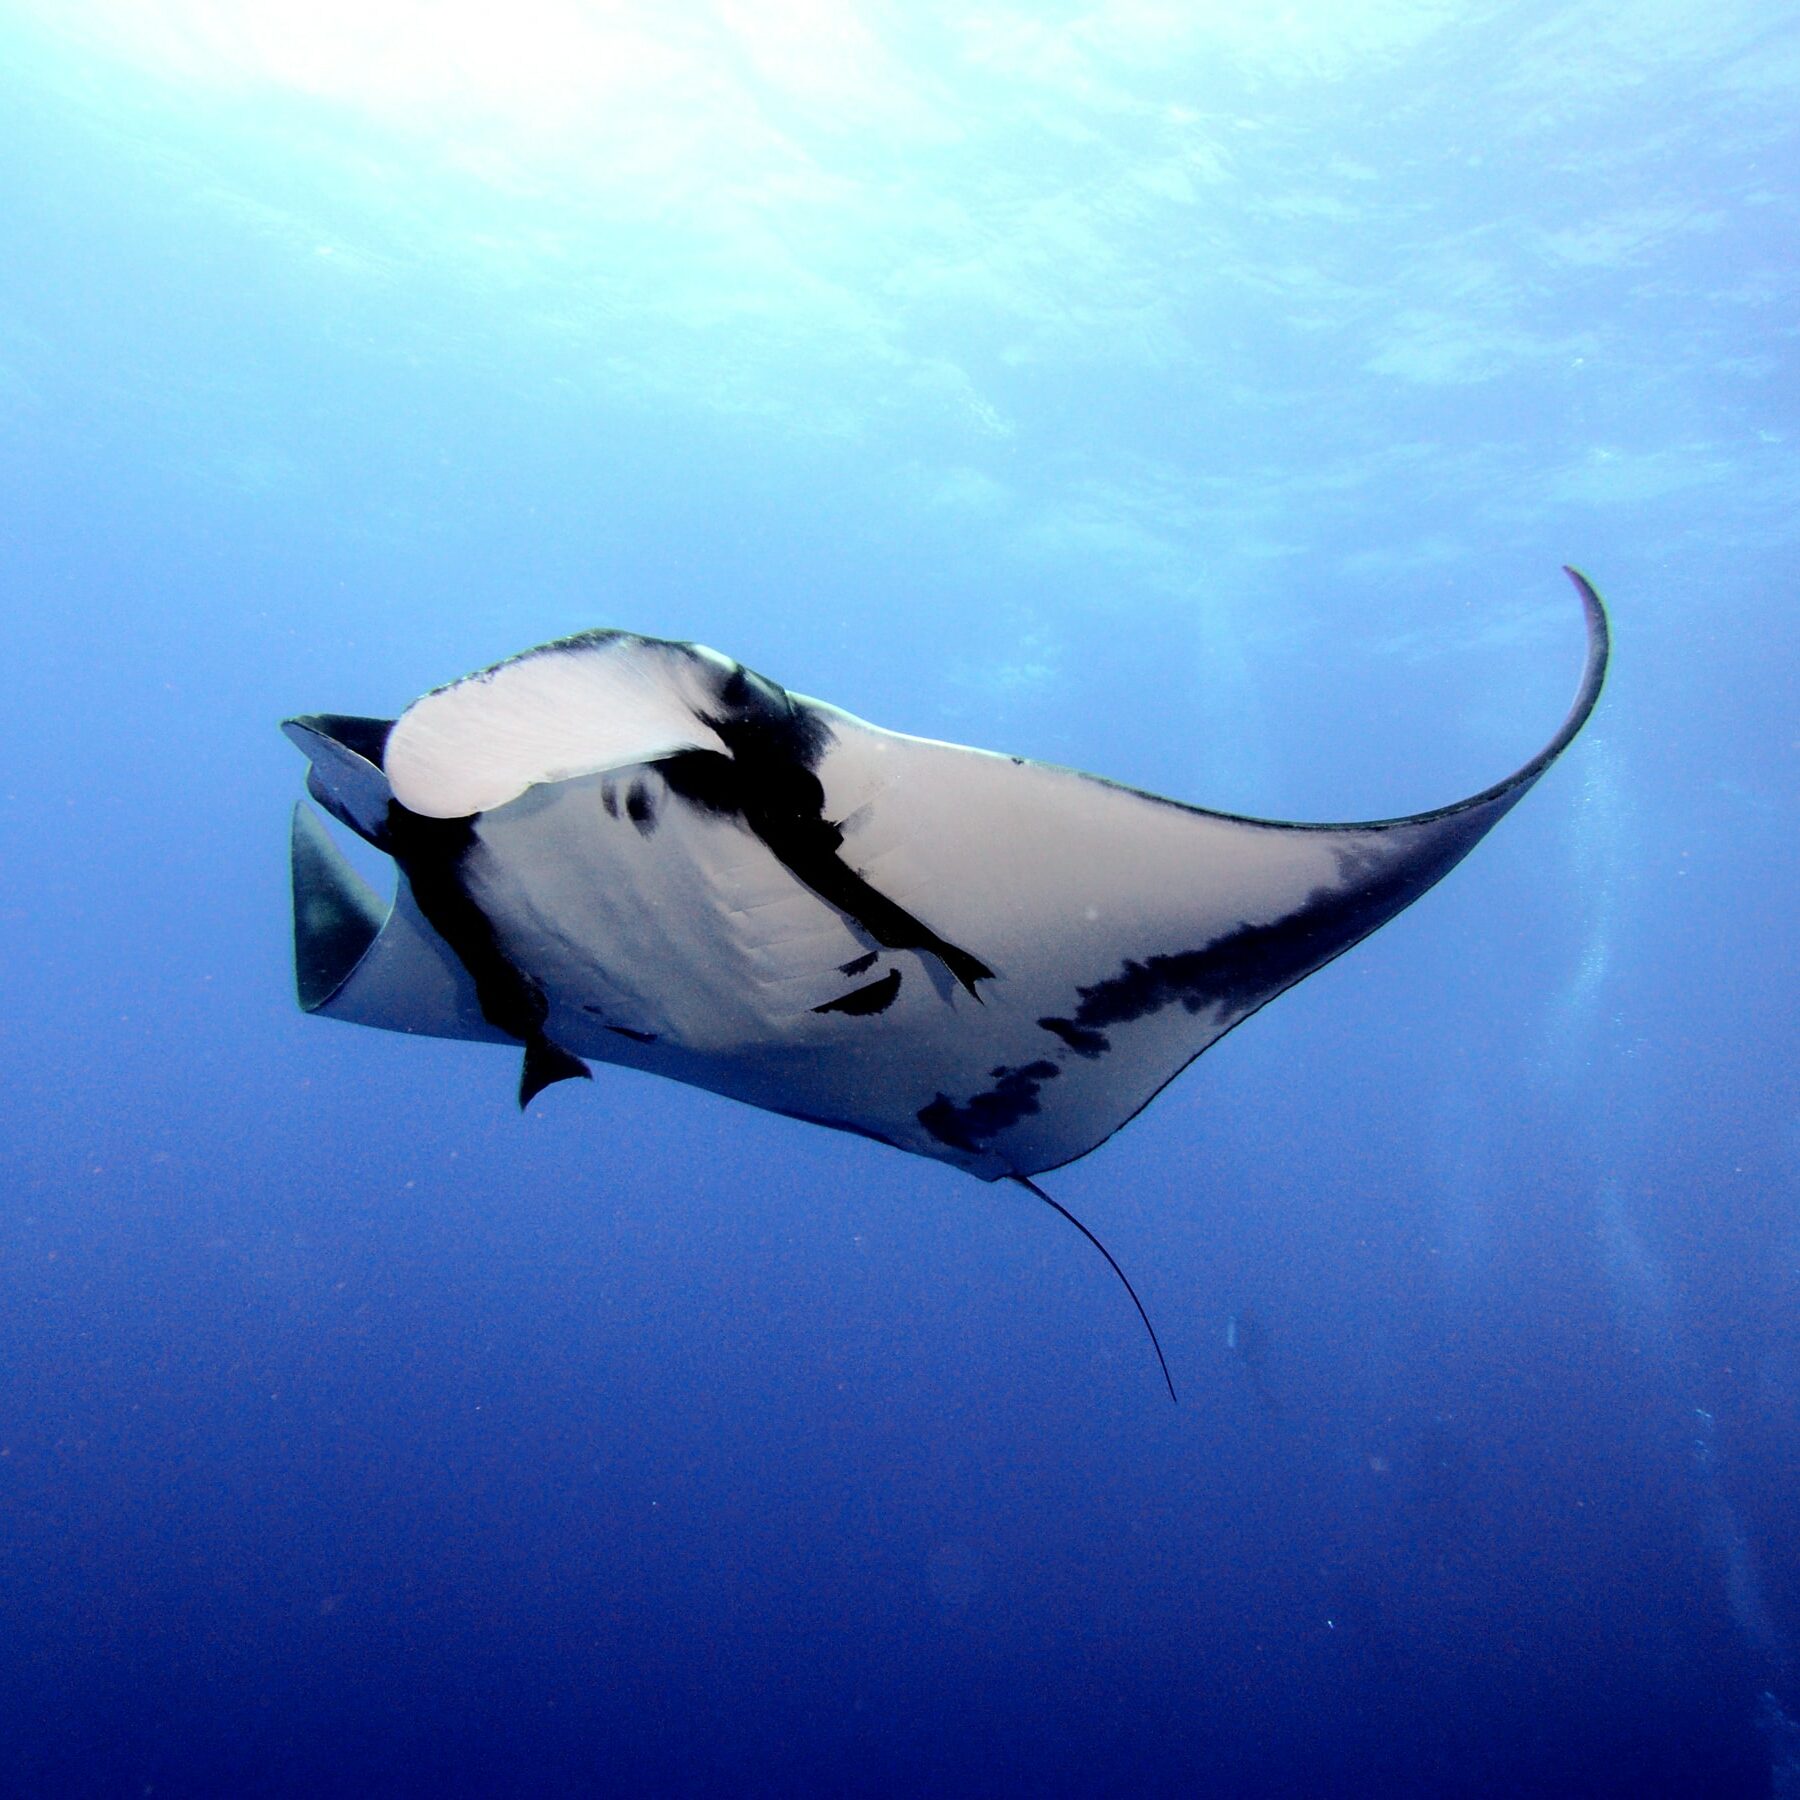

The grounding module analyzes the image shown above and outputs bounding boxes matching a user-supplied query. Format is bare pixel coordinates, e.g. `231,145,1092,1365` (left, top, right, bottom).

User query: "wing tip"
1380,564,1610,829
1555,563,1611,754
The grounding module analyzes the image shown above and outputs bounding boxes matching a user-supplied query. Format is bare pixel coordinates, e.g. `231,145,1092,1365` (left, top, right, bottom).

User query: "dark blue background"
2,6,1795,1794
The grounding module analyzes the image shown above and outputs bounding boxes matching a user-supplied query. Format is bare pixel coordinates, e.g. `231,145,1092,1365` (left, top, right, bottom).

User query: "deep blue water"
3,4,1797,1795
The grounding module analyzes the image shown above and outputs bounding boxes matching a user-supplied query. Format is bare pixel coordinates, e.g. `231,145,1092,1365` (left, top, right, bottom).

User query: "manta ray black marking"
284,569,1608,1394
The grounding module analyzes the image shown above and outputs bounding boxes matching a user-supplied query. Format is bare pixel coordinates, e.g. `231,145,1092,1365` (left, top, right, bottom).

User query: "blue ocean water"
2,3,1796,1794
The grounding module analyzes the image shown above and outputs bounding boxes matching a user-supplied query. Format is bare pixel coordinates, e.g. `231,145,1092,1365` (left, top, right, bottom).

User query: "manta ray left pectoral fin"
519,1038,592,1109
822,567,1610,1181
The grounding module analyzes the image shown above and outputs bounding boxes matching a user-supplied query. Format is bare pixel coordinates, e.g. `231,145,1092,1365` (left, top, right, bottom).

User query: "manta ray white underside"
285,570,1608,1184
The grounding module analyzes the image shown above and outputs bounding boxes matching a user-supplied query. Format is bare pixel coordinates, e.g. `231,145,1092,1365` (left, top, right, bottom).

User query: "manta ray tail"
1011,1175,1177,1404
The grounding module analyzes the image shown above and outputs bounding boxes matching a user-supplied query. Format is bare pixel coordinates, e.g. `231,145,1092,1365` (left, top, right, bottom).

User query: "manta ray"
285,568,1607,1396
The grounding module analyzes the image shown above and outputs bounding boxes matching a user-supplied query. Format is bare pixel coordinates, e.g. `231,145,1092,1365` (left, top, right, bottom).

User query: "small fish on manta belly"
283,569,1607,1396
